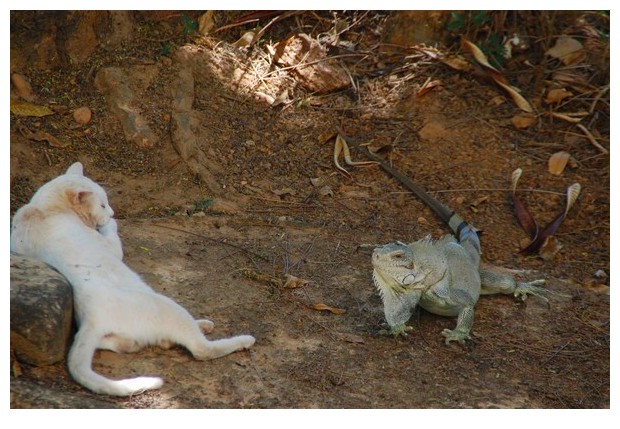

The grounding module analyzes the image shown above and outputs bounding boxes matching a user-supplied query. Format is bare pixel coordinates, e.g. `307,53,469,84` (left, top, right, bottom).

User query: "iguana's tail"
67,324,163,396
452,216,482,264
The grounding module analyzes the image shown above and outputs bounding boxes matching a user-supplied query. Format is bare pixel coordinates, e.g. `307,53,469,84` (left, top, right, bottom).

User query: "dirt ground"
9,11,610,409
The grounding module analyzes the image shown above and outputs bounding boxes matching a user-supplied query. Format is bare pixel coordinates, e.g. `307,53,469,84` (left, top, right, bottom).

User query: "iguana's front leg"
379,289,422,337
441,304,475,345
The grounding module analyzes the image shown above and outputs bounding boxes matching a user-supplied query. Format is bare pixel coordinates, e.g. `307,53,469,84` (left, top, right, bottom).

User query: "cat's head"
31,162,115,229
64,162,115,228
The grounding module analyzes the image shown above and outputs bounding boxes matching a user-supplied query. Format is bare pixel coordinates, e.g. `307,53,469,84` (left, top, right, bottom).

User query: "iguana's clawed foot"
379,324,414,338
514,279,554,306
441,328,470,345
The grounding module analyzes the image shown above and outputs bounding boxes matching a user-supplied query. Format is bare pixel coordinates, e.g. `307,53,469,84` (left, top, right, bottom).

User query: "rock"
273,33,350,94
418,120,449,141
383,11,450,46
11,73,37,102
11,378,118,409
10,254,73,366
73,106,92,125
169,53,225,193
94,67,160,148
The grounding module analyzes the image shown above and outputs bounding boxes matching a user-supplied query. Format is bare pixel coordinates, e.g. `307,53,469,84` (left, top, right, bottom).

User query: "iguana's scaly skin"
372,225,550,345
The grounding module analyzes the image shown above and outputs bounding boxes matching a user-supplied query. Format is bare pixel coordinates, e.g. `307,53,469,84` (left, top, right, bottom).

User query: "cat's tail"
67,324,163,396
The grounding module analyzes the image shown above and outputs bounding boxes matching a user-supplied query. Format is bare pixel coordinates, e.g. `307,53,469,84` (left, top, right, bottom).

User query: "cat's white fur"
10,162,255,396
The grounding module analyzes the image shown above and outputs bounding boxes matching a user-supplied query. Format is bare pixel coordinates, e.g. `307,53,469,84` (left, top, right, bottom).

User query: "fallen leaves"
242,269,347,316
333,134,379,177
548,151,571,176
10,99,54,117
511,168,581,258
18,124,68,148
310,303,346,315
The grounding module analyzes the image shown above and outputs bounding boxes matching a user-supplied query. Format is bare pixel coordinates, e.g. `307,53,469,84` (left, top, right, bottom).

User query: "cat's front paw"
97,218,118,236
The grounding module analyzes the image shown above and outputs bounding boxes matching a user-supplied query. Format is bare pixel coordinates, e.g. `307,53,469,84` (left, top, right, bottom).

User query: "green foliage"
181,15,198,37
479,33,506,69
446,11,490,32
446,11,506,68
160,42,171,57
193,198,213,211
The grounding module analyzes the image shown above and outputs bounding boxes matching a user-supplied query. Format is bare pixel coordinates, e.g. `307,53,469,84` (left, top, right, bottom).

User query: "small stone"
11,73,37,102
73,106,92,125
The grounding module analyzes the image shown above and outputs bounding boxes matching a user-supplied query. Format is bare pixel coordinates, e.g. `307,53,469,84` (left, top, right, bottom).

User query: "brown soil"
10,11,610,409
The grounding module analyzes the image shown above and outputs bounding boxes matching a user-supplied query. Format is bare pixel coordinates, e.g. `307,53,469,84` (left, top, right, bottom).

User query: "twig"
264,53,368,79
589,84,610,115
150,223,267,261
576,123,608,154
540,341,570,366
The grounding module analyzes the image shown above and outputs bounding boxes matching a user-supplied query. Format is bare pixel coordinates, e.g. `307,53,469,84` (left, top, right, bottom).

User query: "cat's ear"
66,189,93,206
66,162,84,176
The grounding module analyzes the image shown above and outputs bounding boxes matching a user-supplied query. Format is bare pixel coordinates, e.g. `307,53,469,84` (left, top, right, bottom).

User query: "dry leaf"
283,274,310,289
548,151,571,176
417,79,442,97
462,38,500,72
333,134,379,176
18,125,68,148
318,185,333,197
470,195,489,208
547,112,585,123
511,168,539,239
310,177,323,187
312,303,346,315
582,283,610,294
198,11,215,35
545,88,573,104
10,99,54,117
439,55,471,72
234,31,255,48
272,187,296,197
494,80,534,113
520,183,581,255
546,36,583,61
511,113,537,129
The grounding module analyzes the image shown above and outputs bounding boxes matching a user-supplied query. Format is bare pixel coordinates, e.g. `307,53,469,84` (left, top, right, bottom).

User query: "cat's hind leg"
197,319,215,334
154,295,255,360
99,334,144,354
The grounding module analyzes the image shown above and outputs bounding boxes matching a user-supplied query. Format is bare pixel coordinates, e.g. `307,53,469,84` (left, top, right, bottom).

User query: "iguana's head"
372,242,418,292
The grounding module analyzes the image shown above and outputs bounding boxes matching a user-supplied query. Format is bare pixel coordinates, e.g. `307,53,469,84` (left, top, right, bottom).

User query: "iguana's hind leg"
480,269,550,305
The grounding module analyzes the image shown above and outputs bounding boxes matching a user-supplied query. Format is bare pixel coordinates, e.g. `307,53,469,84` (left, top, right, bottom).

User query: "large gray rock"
11,378,118,409
10,254,73,366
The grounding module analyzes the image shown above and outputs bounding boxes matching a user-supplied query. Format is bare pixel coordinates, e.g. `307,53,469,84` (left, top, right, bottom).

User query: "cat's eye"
101,204,106,209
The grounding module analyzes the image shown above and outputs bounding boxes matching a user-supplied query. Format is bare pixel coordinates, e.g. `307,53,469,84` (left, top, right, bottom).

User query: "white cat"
10,162,255,396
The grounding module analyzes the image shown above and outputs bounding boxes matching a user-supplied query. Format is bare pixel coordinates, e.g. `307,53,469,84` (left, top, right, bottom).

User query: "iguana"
335,128,554,345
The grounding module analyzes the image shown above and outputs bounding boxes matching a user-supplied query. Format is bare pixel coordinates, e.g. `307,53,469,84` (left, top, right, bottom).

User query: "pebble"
73,106,92,125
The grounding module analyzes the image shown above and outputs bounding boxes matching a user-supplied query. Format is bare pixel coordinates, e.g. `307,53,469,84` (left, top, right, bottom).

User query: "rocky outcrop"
10,254,73,366
94,67,160,148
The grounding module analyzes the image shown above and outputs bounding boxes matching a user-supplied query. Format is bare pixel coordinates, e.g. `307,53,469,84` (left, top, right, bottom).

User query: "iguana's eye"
392,252,404,259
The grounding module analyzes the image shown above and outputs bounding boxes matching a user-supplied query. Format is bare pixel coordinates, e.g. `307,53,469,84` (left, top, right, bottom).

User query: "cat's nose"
109,208,115,217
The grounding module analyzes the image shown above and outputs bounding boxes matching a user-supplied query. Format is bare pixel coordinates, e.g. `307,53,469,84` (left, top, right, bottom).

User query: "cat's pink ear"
66,189,92,205
66,162,84,176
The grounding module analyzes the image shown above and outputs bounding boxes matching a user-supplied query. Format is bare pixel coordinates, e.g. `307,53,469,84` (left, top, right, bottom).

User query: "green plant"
193,197,213,210
181,14,198,37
